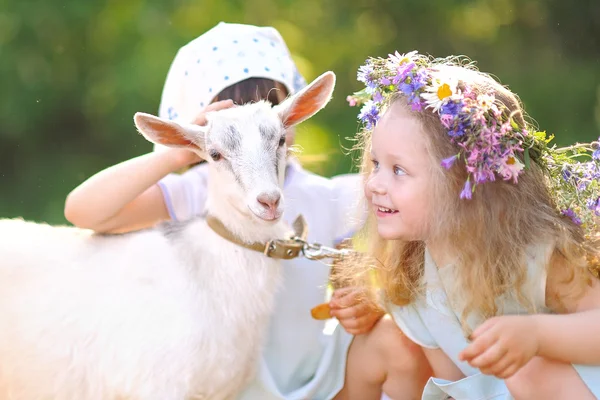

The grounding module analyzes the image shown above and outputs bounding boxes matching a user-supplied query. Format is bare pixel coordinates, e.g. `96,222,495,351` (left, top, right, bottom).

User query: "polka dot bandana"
157,22,306,126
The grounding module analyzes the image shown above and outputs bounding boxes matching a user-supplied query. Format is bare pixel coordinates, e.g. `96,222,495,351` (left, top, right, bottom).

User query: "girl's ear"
274,71,336,128
133,113,206,154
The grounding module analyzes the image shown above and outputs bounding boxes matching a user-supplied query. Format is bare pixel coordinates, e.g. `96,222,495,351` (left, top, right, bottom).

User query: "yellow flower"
421,76,459,112
437,83,453,100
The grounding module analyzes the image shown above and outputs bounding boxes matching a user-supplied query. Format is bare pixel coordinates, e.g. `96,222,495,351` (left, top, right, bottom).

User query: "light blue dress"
388,244,600,399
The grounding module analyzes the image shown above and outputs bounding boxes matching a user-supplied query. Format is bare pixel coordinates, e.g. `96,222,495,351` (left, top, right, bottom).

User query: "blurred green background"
1,0,599,224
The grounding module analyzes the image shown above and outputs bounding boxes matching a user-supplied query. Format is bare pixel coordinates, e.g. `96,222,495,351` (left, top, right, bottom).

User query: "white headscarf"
157,22,306,126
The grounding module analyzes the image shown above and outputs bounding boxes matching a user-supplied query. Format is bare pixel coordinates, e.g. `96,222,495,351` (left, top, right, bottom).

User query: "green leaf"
524,148,531,168
510,118,519,129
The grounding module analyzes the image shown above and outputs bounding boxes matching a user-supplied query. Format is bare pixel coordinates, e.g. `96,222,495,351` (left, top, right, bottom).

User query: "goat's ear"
275,71,336,128
133,113,206,152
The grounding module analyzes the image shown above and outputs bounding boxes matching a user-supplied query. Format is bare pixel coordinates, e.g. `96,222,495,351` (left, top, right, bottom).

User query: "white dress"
158,159,366,399
388,244,600,399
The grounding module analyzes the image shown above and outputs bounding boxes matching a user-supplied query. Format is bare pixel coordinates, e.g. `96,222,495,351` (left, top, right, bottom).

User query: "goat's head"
134,71,336,223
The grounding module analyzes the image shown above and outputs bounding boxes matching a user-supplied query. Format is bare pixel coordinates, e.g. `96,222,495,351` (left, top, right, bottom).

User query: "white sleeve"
157,164,209,221
330,173,367,243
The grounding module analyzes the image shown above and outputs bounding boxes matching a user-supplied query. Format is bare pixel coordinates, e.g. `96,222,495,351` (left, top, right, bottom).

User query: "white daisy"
387,50,418,68
420,75,460,113
476,93,495,111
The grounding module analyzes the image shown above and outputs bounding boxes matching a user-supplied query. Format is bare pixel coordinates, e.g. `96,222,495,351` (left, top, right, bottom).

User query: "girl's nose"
366,173,386,196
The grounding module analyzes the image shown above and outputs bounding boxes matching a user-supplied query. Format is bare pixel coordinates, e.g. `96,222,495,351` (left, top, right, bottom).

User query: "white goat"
0,72,335,400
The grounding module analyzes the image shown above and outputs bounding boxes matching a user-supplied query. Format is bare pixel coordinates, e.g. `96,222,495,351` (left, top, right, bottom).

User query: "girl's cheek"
363,181,372,200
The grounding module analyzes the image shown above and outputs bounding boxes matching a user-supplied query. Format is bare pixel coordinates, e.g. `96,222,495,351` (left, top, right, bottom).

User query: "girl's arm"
423,348,465,380
64,100,233,234
460,266,600,377
64,149,199,234
534,266,600,365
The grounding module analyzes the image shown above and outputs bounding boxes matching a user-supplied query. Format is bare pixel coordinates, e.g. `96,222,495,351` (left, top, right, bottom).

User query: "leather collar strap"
205,214,308,260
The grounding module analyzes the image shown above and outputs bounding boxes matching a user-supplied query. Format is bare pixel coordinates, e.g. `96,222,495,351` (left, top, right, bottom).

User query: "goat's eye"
209,150,222,161
278,136,286,147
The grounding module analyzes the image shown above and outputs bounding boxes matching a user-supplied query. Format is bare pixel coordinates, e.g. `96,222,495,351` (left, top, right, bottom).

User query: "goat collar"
205,214,308,260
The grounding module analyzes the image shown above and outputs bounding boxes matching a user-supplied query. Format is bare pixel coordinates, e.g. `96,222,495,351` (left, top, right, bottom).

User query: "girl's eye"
209,150,222,161
371,159,379,170
393,166,406,176
278,136,286,147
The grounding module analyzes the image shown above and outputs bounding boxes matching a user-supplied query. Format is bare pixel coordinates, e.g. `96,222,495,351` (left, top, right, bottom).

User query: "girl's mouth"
376,206,399,217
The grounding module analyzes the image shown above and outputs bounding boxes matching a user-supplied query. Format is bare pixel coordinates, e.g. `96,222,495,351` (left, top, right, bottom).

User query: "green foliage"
1,0,599,224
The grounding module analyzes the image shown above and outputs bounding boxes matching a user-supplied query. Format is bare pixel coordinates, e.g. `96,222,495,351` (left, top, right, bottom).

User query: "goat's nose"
257,191,281,212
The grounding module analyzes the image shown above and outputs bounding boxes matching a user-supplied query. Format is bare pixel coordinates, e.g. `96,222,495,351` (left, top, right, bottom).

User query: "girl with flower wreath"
344,51,600,398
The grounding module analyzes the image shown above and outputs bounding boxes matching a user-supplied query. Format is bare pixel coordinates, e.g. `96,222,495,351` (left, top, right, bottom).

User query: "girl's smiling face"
365,101,434,241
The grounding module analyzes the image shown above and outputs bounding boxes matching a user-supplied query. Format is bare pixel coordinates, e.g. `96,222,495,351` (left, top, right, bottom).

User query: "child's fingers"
479,356,511,377
330,303,370,320
468,343,508,369
470,317,497,340
207,99,235,111
330,287,359,309
337,313,376,334
192,100,235,125
459,331,496,362
331,287,355,299
494,362,521,380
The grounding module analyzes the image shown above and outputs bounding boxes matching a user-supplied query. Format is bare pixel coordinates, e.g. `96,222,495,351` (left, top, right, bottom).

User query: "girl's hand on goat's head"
166,100,236,169
192,99,235,125
169,148,203,169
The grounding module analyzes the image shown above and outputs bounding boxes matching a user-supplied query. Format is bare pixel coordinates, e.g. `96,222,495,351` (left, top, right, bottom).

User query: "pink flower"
497,155,524,183
440,114,454,128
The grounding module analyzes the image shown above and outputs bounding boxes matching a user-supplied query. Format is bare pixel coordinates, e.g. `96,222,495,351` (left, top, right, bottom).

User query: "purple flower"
411,100,424,112
593,149,600,161
587,197,600,216
373,91,384,103
561,208,582,225
358,101,379,129
562,167,573,183
440,114,454,129
460,180,472,199
398,70,427,99
441,155,458,169
393,62,415,85
357,64,377,93
380,77,391,85
473,169,495,184
440,100,463,117
357,63,372,83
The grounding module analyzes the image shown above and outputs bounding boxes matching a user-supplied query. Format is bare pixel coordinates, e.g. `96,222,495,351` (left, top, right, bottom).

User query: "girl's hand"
458,315,540,379
329,287,385,335
192,99,235,125
169,148,203,168
169,100,236,169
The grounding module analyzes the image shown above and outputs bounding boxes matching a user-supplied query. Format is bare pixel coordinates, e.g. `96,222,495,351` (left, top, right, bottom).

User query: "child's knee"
369,315,428,372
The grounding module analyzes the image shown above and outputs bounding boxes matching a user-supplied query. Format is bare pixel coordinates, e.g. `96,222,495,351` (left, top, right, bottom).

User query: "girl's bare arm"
423,348,465,380
64,149,198,233
535,266,600,365
64,100,234,234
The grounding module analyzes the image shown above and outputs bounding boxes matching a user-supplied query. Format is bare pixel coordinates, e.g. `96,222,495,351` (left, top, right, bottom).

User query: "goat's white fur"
0,72,335,400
